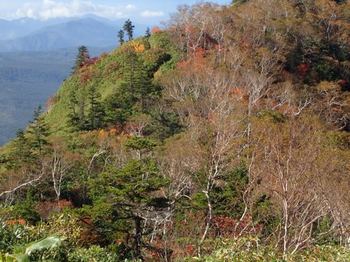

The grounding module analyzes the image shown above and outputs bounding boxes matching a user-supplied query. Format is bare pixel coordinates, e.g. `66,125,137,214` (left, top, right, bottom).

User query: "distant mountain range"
0,16,146,52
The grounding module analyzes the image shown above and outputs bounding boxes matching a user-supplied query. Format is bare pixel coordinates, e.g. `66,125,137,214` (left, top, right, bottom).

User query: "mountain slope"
45,32,178,134
0,1,350,261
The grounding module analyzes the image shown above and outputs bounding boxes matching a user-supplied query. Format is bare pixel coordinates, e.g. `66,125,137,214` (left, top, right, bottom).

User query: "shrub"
68,246,118,262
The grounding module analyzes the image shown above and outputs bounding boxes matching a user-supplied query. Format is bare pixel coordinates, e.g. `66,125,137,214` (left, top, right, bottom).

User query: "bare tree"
0,164,47,204
50,148,71,201
250,115,350,255
162,65,248,256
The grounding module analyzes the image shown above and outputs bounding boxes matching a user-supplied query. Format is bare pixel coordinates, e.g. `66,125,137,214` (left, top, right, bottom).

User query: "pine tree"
27,106,50,156
88,138,169,260
6,129,34,169
118,29,125,45
67,89,81,130
121,50,157,111
123,19,135,41
145,27,151,38
72,45,90,73
78,97,87,130
87,86,105,130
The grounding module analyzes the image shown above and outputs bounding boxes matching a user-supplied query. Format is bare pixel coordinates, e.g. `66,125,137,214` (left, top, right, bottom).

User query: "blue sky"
0,0,231,23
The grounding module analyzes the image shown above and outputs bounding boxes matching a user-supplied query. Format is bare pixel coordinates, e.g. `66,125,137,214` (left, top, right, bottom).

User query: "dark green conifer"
123,19,135,41
145,27,151,38
88,137,168,260
27,106,50,156
118,29,125,45
72,45,90,73
87,86,105,130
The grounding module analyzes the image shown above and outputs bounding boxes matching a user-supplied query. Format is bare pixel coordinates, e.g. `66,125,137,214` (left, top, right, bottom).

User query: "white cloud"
140,10,164,18
13,0,134,20
126,4,136,10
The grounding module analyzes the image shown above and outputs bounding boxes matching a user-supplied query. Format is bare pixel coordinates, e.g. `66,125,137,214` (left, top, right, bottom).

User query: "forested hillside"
1,0,350,261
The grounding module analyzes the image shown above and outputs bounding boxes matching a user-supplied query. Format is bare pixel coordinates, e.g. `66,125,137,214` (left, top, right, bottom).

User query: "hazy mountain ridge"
0,16,146,52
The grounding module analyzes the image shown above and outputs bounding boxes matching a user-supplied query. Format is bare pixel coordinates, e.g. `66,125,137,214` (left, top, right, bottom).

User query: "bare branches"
0,169,45,199
249,115,350,253
50,148,72,201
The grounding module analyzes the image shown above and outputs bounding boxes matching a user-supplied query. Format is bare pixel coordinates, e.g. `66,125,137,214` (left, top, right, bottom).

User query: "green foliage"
0,221,28,254
148,31,181,74
24,236,62,256
124,136,157,152
104,49,161,126
67,88,83,131
257,110,286,123
211,165,249,218
252,195,279,239
186,238,350,261
147,110,183,140
87,139,169,259
6,236,63,262
86,86,105,130
90,158,168,207
12,197,40,225
68,246,118,262
4,130,33,169
26,106,50,156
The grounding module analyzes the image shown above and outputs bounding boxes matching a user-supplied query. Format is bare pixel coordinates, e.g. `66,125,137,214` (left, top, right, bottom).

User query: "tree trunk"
198,188,212,257
134,216,143,260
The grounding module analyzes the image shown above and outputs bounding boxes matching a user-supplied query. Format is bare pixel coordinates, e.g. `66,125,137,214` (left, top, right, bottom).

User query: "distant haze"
0,16,147,52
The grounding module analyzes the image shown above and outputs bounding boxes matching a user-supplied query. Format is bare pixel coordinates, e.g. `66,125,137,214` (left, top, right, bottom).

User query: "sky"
0,0,231,23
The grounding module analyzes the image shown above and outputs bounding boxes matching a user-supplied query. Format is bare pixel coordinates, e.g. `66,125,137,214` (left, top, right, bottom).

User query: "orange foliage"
36,200,73,219
6,219,26,225
177,47,207,72
229,87,247,101
151,26,162,34
97,128,120,140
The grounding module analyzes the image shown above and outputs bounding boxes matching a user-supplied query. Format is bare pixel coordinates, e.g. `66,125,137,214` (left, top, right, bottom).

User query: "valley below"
0,47,110,145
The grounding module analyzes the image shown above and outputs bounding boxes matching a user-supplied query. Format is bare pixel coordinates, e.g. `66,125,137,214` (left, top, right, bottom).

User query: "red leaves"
83,57,99,67
338,79,350,91
177,47,207,72
297,63,309,78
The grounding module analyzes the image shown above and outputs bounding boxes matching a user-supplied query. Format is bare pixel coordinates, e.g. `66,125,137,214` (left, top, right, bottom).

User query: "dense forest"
1,0,350,261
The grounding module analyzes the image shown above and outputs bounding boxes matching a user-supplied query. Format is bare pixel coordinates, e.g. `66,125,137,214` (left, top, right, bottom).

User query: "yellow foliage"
98,129,108,140
131,41,145,53
317,81,339,92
